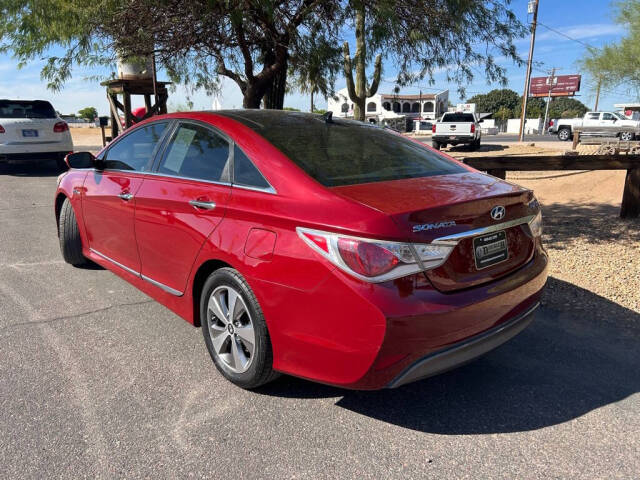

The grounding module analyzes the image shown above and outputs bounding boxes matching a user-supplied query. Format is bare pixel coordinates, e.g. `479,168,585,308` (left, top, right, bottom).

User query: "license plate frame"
22,129,39,137
473,230,508,270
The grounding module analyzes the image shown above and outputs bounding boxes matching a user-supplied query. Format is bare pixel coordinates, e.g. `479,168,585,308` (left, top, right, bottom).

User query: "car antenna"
323,111,333,124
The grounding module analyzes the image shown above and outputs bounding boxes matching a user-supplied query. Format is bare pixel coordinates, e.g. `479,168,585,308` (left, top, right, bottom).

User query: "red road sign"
530,74,581,97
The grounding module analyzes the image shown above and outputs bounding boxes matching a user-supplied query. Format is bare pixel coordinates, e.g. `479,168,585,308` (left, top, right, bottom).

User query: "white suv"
0,99,74,169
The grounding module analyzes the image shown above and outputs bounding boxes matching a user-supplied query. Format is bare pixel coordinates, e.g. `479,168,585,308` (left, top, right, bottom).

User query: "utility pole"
594,77,602,111
542,67,556,135
518,0,540,142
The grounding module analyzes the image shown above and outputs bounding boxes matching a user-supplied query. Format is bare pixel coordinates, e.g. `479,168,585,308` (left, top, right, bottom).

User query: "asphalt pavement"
0,160,638,479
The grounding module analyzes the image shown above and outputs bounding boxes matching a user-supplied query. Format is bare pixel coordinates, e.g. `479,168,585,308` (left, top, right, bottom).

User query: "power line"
537,22,599,51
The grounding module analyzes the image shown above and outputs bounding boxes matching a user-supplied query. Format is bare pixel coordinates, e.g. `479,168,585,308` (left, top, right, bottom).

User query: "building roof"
379,93,438,100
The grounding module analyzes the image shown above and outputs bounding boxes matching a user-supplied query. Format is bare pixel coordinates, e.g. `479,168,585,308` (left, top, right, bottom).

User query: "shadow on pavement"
257,277,639,434
447,144,507,153
540,202,640,248
0,161,65,177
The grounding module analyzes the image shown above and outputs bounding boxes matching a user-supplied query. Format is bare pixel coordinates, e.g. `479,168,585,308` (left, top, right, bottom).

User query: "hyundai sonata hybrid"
55,110,547,390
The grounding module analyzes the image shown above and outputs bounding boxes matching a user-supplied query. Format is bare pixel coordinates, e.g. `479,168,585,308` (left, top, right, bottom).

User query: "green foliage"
580,0,640,99
466,89,520,115
282,107,301,111
77,106,98,120
547,97,589,118
313,109,328,114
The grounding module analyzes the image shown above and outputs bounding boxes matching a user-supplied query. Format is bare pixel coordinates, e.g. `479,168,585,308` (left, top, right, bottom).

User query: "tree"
342,1,382,121
339,0,526,121
466,89,520,115
290,35,342,112
77,107,98,121
0,0,343,109
547,97,588,119
581,0,640,100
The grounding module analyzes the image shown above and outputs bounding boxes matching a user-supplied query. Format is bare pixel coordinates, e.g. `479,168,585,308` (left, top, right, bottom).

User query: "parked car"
555,111,640,141
432,112,481,150
0,99,73,168
55,111,547,390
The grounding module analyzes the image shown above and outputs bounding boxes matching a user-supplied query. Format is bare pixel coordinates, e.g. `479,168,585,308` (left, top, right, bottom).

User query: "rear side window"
441,113,475,123
104,122,168,171
233,145,270,189
157,123,230,182
218,112,465,187
0,100,56,119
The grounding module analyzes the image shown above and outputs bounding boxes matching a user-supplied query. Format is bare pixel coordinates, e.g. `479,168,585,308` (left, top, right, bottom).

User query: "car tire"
58,197,88,266
620,131,635,141
200,267,279,389
557,127,571,141
55,154,68,172
432,141,441,150
471,138,481,150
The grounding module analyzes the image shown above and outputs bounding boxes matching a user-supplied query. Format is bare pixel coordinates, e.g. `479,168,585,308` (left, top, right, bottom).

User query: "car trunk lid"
330,172,537,291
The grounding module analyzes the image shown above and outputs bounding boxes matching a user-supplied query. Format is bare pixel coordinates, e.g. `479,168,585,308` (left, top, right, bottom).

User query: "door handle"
118,192,134,201
189,200,216,210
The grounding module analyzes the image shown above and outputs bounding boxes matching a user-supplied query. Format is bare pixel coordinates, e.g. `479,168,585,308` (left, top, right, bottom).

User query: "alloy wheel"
207,285,255,373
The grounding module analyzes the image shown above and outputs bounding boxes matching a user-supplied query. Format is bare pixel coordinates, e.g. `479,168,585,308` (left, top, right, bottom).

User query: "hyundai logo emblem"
490,206,506,220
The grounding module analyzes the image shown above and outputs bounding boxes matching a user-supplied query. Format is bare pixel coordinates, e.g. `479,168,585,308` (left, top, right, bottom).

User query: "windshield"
219,111,466,187
0,100,57,119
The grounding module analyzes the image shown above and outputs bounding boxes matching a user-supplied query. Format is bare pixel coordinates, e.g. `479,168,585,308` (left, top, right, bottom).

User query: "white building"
327,87,449,125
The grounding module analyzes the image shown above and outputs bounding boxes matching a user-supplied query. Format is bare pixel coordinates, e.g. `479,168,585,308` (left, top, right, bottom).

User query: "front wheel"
58,198,88,266
557,127,572,141
620,131,635,141
200,268,279,389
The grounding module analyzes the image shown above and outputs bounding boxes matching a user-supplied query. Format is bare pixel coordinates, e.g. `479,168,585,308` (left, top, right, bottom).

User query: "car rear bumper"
432,135,476,143
386,301,538,388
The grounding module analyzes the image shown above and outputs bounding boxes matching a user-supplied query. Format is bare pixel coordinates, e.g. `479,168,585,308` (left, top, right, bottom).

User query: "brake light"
471,123,475,133
337,238,399,277
549,120,554,127
432,124,436,133
0,124,5,133
53,122,69,133
297,227,454,282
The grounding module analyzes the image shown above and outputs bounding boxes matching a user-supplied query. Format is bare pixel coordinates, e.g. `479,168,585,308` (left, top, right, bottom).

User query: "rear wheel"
200,268,278,389
431,140,441,150
620,131,635,141
557,127,571,141
470,138,481,150
55,153,68,172
58,198,88,266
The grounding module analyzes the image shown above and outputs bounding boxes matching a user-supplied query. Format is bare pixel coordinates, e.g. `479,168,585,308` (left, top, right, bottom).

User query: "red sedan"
55,111,547,390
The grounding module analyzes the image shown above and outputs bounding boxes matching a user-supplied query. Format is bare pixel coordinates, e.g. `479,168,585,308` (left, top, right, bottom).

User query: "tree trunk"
353,3,366,121
263,52,288,109
242,84,263,109
310,89,314,112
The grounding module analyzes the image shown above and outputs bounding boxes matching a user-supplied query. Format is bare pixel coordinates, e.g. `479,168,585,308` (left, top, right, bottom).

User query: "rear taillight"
297,228,454,282
337,238,399,277
53,121,69,133
0,125,5,134
471,123,476,133
549,120,554,127
432,124,436,133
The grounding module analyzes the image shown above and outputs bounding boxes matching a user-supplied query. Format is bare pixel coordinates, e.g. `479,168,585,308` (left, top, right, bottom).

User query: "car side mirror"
65,151,99,169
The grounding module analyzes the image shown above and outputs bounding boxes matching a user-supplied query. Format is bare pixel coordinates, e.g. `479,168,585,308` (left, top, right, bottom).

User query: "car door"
82,121,170,273
133,121,232,295
583,112,601,127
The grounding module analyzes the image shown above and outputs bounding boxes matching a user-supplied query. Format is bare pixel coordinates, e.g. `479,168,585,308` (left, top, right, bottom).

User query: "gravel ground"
510,170,640,317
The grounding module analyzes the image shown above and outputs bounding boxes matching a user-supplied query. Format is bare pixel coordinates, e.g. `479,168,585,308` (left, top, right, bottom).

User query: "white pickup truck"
431,112,481,150
555,111,640,141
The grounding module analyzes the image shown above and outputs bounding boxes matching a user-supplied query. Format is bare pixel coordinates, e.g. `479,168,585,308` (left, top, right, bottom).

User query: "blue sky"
0,0,630,115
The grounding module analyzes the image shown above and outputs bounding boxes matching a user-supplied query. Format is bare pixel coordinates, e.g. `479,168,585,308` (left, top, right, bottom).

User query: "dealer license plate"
22,129,38,137
473,230,508,269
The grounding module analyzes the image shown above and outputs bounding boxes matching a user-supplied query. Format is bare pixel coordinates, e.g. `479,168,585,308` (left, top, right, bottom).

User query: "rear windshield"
219,111,465,187
441,113,475,123
0,100,57,119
